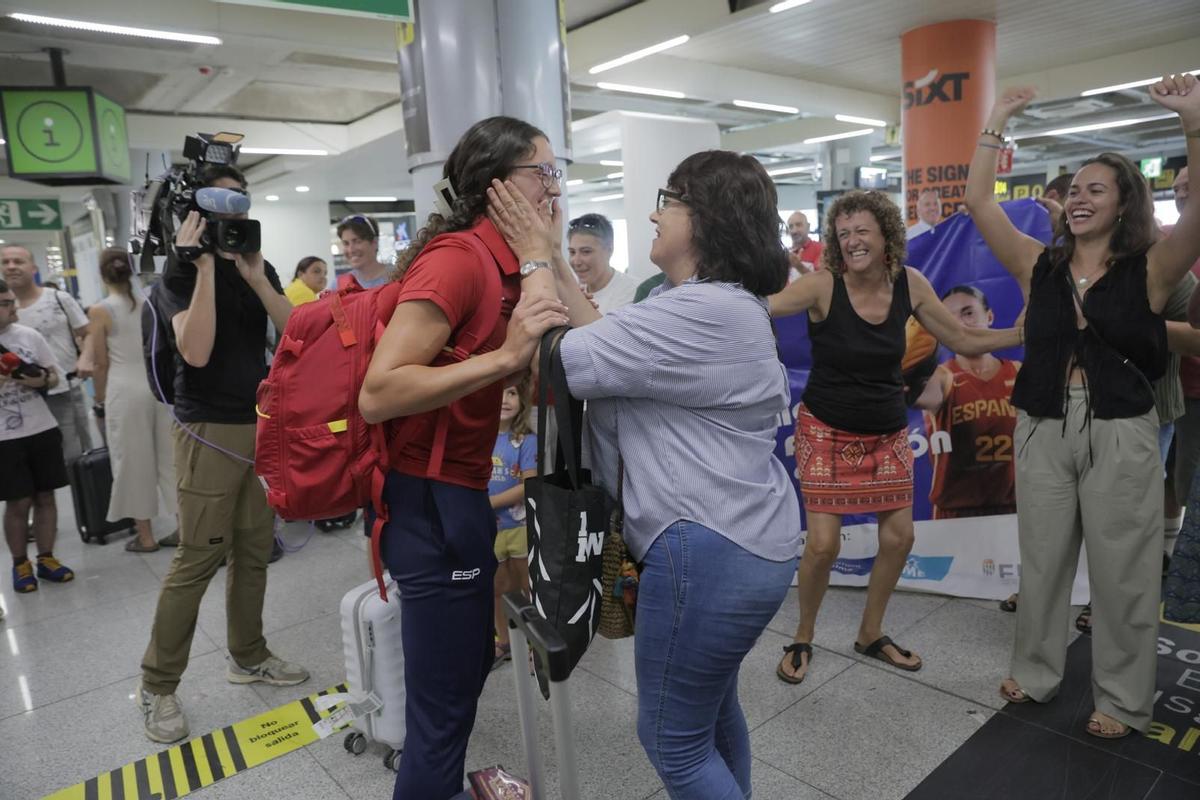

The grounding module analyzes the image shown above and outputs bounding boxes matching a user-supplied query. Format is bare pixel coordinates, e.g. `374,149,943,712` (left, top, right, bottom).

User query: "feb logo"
903,68,971,110
982,559,995,577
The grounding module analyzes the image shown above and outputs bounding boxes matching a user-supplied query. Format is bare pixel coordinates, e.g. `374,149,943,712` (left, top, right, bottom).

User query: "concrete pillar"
617,113,720,283
399,0,571,223
900,20,996,223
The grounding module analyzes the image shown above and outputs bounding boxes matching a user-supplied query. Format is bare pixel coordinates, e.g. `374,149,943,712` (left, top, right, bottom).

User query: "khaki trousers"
141,422,274,694
1011,388,1162,731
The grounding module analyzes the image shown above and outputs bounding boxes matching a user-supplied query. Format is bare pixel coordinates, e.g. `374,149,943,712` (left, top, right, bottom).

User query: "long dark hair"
1048,152,1155,270
396,116,547,277
665,150,788,296
99,248,137,311
293,256,325,282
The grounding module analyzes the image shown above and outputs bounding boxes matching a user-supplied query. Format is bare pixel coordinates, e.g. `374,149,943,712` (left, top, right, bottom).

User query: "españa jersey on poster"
925,358,1020,515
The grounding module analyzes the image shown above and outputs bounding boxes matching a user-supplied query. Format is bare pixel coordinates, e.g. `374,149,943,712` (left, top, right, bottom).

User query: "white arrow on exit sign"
28,203,58,226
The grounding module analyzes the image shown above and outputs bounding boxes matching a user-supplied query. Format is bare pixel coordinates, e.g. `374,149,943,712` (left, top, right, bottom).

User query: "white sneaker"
137,682,189,743
226,654,310,686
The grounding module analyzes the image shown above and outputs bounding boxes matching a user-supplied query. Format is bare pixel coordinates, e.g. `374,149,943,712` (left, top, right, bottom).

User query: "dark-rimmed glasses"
512,162,563,189
656,188,689,213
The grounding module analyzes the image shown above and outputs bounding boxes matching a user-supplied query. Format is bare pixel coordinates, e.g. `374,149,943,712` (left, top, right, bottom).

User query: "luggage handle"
502,592,580,800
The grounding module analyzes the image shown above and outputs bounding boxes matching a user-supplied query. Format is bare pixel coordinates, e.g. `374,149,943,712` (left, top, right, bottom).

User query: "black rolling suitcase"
67,448,133,544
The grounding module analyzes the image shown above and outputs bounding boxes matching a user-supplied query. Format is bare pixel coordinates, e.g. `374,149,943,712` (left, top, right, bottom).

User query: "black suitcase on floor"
67,448,133,544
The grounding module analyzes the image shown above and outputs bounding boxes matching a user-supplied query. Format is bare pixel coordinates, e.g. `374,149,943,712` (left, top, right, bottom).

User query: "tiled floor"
3,487,1084,800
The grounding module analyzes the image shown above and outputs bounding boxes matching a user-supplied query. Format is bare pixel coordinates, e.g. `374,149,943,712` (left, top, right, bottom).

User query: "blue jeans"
636,521,797,800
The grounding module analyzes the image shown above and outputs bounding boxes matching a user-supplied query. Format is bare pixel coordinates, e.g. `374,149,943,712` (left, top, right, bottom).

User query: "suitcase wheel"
384,748,402,772
344,732,367,756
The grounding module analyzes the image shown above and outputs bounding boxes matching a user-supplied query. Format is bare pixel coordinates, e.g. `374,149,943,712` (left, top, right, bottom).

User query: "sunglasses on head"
339,214,379,237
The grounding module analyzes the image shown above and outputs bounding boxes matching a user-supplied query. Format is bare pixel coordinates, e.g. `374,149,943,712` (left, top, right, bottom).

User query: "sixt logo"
903,69,971,110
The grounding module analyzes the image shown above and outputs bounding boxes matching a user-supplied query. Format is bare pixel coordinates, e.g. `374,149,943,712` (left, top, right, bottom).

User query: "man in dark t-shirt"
137,165,309,744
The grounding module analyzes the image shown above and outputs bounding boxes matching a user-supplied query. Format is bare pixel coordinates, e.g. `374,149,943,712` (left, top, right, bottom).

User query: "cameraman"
137,164,308,744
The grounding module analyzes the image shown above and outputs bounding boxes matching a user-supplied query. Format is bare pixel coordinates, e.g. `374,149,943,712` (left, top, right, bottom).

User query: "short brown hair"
822,191,907,281
337,214,379,243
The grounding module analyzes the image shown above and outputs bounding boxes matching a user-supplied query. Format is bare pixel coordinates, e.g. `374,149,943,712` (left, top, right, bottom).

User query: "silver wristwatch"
519,259,551,277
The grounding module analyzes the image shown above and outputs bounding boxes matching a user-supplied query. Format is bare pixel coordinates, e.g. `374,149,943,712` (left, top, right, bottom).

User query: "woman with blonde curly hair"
768,190,1021,684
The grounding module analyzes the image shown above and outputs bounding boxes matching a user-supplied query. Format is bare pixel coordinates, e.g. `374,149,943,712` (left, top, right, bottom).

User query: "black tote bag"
524,327,613,688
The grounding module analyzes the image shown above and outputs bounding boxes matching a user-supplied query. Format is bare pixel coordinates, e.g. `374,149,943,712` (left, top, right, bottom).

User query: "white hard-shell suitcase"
339,577,406,771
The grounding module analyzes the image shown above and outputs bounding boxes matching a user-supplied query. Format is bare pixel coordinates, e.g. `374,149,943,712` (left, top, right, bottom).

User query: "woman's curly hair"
821,190,907,281
395,116,546,278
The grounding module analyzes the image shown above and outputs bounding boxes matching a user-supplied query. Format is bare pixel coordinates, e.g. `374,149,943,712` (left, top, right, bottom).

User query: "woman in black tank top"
965,75,1200,739
768,191,1020,685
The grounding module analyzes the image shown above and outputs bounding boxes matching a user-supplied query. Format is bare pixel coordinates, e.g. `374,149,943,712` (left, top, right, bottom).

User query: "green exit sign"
0,198,62,231
1140,157,1163,179
223,0,411,20
0,87,130,186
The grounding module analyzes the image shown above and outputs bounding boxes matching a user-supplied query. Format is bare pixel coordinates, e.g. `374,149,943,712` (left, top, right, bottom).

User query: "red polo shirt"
389,217,522,489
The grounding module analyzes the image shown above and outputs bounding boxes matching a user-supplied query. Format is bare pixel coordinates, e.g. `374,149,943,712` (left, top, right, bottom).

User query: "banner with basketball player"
774,198,1089,601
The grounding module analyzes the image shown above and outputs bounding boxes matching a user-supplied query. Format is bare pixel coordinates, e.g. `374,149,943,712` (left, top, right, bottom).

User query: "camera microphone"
195,187,251,215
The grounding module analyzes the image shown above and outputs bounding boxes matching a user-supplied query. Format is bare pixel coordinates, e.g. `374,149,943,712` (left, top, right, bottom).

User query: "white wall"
253,198,334,288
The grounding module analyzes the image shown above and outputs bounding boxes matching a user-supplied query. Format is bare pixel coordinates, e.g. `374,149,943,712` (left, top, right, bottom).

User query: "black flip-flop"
854,635,922,672
776,643,813,685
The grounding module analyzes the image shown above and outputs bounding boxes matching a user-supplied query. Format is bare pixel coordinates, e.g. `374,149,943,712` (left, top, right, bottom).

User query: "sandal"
999,678,1031,704
776,643,813,685
491,642,512,672
1086,715,1131,740
125,538,160,553
854,635,922,672
998,593,1018,613
1075,604,1092,634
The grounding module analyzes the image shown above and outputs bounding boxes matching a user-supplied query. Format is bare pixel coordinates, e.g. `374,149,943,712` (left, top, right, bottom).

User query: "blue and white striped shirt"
559,280,802,562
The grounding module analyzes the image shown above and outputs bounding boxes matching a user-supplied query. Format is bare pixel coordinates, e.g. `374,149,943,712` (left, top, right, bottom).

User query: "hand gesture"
175,211,214,271
232,250,268,289
487,179,555,264
1036,195,1064,221
500,293,569,371
990,86,1036,126
1150,73,1200,127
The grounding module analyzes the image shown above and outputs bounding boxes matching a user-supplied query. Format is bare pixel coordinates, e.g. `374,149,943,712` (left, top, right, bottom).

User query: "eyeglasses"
513,162,563,189
656,188,689,213
0,299,14,307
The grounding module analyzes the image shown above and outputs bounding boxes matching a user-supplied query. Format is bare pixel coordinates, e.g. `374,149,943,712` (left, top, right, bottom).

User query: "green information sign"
0,87,130,186
0,198,62,231
225,0,411,21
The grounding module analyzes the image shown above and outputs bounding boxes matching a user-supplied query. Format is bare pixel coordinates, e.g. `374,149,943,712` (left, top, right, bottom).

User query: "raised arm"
359,293,567,423
1146,74,1200,308
768,269,832,318
908,268,1022,356
964,86,1047,300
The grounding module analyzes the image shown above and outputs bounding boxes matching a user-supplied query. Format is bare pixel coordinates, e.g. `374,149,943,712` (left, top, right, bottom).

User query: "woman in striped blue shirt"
490,150,801,800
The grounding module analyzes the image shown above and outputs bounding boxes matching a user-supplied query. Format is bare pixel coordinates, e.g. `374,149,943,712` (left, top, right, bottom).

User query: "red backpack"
255,231,505,598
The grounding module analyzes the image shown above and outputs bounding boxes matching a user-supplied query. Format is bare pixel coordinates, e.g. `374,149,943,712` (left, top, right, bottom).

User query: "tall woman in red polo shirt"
359,116,568,800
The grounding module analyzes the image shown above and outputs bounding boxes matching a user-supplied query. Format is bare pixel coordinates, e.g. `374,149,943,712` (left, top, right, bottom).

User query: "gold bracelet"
977,142,1001,150
980,128,1005,140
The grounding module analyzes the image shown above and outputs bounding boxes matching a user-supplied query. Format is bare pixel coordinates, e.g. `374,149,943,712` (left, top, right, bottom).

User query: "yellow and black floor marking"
44,683,349,800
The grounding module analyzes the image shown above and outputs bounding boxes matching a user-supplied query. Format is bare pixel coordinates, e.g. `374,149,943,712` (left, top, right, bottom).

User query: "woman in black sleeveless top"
769,191,1020,685
965,74,1200,739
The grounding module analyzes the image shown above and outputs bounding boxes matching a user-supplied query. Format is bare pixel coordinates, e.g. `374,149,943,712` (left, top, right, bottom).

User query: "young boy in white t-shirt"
0,278,75,593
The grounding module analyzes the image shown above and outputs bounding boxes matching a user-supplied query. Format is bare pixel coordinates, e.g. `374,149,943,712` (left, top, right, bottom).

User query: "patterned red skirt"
794,405,913,514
